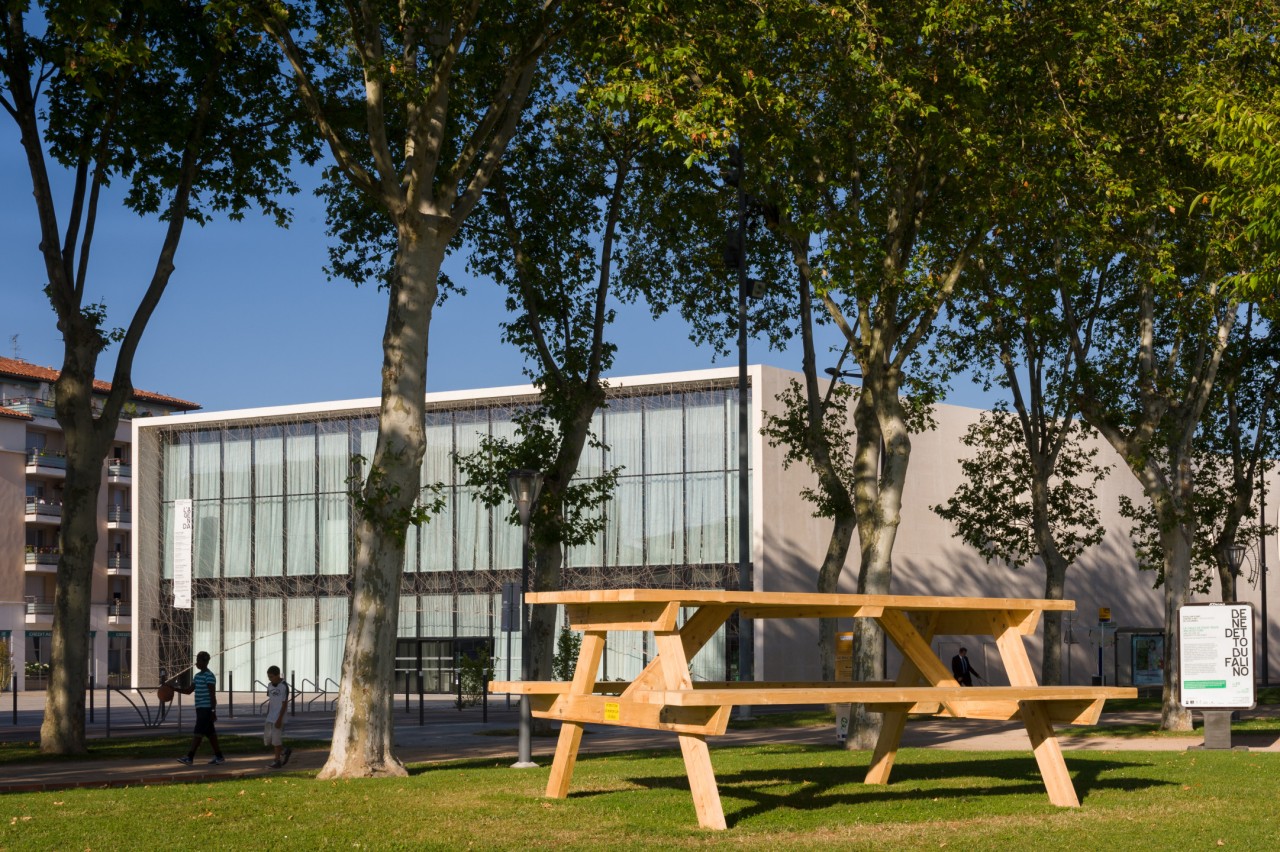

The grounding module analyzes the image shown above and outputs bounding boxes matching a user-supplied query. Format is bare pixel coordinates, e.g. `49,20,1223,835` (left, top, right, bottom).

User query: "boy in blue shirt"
172,651,225,766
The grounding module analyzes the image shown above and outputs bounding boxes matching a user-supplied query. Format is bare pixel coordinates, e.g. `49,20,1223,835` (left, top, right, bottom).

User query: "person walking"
173,651,225,765
263,665,293,769
951,647,981,686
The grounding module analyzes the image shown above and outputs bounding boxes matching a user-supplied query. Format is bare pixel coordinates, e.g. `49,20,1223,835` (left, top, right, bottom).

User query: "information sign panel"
173,499,193,609
1179,603,1255,709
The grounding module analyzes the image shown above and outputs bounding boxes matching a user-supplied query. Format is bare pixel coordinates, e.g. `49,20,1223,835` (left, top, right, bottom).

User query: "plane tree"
933,221,1110,686
249,0,574,777
1038,0,1280,730
1,0,303,754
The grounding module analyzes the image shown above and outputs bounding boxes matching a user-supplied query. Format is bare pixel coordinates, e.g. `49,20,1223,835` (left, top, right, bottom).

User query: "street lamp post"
507,468,543,769
1227,543,1246,603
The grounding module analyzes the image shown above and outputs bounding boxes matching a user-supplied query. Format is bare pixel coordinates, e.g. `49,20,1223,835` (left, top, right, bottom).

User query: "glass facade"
146,382,747,692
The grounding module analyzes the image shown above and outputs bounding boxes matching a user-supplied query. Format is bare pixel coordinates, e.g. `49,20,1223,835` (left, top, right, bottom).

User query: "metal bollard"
89,676,95,724
106,684,111,738
418,670,424,726
228,672,234,718
12,674,17,724
291,671,296,717
482,677,488,724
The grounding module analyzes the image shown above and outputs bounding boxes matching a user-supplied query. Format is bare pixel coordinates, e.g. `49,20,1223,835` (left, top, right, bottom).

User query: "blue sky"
1,120,991,415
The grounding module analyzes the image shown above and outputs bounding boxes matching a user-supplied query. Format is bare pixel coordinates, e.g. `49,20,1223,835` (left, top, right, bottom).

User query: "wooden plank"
527,589,1076,613
990,610,1080,807
544,631,607,800
1022,699,1080,807
545,723,584,800
933,609,1042,636
654,685,1133,706
489,680,627,695
530,693,727,735
564,601,681,632
679,734,727,830
622,605,735,699
867,612,936,786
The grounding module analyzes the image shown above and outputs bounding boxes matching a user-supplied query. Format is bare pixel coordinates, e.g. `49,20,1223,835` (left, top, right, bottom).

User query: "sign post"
1179,603,1255,750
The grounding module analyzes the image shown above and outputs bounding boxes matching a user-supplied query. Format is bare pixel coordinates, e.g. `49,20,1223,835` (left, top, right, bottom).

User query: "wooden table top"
525,588,1076,613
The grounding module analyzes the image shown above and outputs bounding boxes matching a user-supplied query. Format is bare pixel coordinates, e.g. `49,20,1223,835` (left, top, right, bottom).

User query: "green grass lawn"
1,744,1277,849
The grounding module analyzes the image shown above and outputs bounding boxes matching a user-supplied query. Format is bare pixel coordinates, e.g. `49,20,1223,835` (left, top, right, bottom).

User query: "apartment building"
0,356,198,690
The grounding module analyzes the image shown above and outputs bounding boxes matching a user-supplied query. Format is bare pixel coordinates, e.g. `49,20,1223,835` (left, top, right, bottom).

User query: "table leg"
655,630,729,829
546,722,585,799
866,612,938,786
992,612,1080,807
864,710,908,785
679,734,727,830
1021,700,1080,807
545,631,606,800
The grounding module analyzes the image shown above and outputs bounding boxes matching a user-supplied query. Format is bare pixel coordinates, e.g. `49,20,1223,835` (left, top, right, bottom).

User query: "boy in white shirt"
263,665,292,768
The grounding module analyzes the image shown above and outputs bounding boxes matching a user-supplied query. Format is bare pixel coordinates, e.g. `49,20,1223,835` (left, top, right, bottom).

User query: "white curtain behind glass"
193,440,220,579
193,598,220,676
223,599,252,692
255,435,284,576
318,597,349,686
398,595,418,638
255,598,284,686
286,598,317,687
318,431,350,574
286,432,316,576
224,436,252,577
419,420,453,572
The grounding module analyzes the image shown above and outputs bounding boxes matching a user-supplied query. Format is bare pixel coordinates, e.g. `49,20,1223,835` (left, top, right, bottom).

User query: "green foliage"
455,648,495,709
933,410,1108,569
348,454,445,540
1119,449,1275,593
455,412,620,550
762,379,856,519
552,625,583,682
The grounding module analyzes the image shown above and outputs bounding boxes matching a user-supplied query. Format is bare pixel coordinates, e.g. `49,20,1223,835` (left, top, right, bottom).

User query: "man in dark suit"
951,646,981,686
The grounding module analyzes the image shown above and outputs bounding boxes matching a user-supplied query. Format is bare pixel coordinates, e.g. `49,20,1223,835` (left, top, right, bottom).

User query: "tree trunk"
1039,548,1069,686
319,228,445,779
1031,477,1069,685
816,513,857,680
1157,502,1195,732
529,391,602,683
848,383,909,749
41,352,113,754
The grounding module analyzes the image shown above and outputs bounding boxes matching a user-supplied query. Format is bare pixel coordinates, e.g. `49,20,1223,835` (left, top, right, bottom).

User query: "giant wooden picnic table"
491,589,1135,830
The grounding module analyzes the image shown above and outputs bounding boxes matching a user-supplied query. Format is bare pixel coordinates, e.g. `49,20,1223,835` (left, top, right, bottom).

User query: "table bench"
491,589,1135,830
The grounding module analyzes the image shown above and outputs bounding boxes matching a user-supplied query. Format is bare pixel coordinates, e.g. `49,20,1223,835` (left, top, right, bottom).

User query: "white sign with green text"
1178,603,1255,709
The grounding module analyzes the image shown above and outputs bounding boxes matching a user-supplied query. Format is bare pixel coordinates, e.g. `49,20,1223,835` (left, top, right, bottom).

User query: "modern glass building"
132,369,764,694
132,365,1262,693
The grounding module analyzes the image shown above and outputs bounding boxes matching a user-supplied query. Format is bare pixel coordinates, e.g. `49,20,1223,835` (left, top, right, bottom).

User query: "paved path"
2,691,1277,794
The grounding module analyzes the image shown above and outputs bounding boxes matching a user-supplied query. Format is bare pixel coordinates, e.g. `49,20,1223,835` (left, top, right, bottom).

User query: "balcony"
25,597,54,623
106,601,132,622
2,396,55,418
24,498,62,524
106,506,131,529
107,552,131,573
26,448,67,478
107,459,132,482
24,547,61,572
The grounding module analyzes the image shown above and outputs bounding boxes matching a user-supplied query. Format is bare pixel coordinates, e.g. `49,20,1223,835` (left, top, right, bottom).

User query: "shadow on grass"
555,747,1170,828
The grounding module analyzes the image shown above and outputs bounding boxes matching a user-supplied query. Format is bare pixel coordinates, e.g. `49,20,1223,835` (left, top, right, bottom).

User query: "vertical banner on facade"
173,498,193,609
1179,603,1255,709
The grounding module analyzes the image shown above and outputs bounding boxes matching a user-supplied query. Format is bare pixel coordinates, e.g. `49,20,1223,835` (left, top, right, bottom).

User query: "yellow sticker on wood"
604,702,620,721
